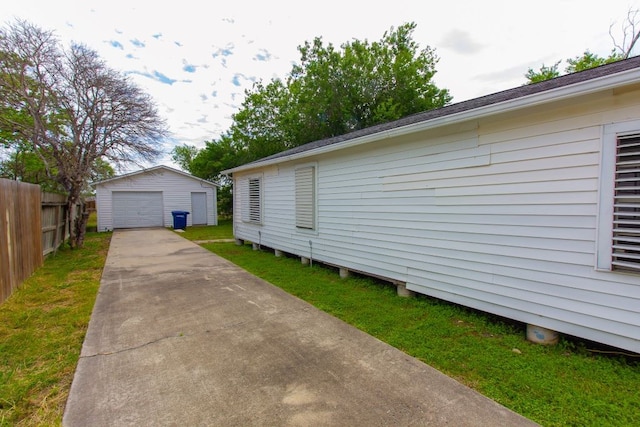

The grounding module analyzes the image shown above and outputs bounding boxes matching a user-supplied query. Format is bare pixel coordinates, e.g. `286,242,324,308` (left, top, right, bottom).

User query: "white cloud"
440,29,484,55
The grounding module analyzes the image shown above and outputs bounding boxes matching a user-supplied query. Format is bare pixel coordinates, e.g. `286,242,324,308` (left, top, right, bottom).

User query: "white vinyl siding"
233,88,640,353
295,166,316,230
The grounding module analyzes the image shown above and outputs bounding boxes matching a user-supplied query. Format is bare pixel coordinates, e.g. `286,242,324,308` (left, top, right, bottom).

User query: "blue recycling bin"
171,210,189,229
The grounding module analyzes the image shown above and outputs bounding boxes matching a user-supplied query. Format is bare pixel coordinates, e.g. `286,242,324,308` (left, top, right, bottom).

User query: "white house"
224,56,640,353
94,165,218,231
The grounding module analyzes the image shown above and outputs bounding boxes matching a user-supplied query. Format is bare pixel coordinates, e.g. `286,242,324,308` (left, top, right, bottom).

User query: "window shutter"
295,166,315,229
612,134,640,272
248,178,261,223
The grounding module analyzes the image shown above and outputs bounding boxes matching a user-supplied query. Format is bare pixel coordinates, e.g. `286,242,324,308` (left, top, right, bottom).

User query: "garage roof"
92,165,219,187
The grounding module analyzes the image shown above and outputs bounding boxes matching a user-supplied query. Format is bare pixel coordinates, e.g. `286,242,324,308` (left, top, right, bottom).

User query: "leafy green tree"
227,79,294,160
286,22,450,145
566,50,622,73
0,20,167,248
175,22,451,216
172,138,238,217
525,61,561,83
0,146,63,192
171,144,200,172
184,22,451,186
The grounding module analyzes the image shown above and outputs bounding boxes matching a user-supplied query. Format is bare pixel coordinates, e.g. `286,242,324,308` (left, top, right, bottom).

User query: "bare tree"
610,8,640,58
0,20,168,248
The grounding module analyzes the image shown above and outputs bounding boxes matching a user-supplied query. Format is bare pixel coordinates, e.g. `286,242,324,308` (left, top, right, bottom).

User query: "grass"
86,210,97,230
0,232,111,426
172,218,233,241
191,239,640,427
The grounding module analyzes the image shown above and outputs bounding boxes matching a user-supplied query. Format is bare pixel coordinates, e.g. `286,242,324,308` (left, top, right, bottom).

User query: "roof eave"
91,164,220,187
223,66,640,175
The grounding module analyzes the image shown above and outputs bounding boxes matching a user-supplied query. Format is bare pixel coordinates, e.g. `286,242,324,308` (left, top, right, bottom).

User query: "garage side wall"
96,169,217,231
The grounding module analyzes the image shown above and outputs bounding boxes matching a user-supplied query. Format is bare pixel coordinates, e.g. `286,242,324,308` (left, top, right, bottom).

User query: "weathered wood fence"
0,178,69,304
41,193,68,256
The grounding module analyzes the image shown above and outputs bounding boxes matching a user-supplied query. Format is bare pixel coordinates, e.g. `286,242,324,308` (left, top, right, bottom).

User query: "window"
241,176,261,224
295,165,316,230
597,121,640,272
612,134,640,271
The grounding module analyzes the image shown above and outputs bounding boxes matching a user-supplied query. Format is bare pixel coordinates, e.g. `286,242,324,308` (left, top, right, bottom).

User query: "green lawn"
0,232,111,426
172,218,233,241
193,240,640,427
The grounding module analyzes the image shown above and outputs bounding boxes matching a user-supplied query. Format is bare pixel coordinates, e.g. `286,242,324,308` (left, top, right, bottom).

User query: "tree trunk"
66,197,88,249
74,209,89,249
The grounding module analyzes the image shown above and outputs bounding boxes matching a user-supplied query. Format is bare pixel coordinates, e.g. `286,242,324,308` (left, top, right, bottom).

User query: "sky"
2,0,639,169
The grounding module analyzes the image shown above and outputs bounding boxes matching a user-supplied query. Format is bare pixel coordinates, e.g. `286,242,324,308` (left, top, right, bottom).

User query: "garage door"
112,191,163,228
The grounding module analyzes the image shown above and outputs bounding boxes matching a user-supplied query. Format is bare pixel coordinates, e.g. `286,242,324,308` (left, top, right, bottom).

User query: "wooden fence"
41,193,68,256
0,179,69,304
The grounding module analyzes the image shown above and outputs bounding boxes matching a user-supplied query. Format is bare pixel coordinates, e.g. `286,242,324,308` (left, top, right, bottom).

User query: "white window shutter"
240,177,261,224
249,178,261,223
612,134,640,272
295,166,315,229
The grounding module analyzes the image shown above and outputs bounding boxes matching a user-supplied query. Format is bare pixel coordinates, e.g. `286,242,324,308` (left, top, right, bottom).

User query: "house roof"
92,164,219,187
224,55,640,174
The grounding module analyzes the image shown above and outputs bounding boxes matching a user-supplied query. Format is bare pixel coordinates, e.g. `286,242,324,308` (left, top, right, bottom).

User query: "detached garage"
94,165,218,231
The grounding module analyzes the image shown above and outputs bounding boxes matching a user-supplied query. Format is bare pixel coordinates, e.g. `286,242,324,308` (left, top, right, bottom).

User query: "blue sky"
2,0,639,168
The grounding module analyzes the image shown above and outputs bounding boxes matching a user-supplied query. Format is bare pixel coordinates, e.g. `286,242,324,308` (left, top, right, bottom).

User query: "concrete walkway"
63,228,538,426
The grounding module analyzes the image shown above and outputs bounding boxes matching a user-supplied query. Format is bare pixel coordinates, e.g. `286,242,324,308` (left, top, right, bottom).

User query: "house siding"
233,86,640,353
96,167,217,231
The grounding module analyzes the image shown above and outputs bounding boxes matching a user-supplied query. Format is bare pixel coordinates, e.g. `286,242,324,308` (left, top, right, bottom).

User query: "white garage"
93,165,219,231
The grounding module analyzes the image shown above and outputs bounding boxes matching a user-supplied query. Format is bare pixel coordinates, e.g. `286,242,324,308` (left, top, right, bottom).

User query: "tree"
288,23,450,142
525,8,639,84
0,20,167,248
610,8,640,58
184,22,451,184
171,144,200,172
175,23,450,218
171,137,238,217
525,61,561,84
565,50,622,73
0,146,63,192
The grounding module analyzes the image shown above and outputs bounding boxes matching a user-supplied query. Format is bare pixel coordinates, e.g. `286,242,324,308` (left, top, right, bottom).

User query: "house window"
612,134,640,272
597,121,640,273
241,176,262,224
295,165,316,230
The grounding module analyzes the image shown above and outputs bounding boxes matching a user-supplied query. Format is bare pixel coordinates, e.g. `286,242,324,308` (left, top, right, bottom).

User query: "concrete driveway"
63,228,538,426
